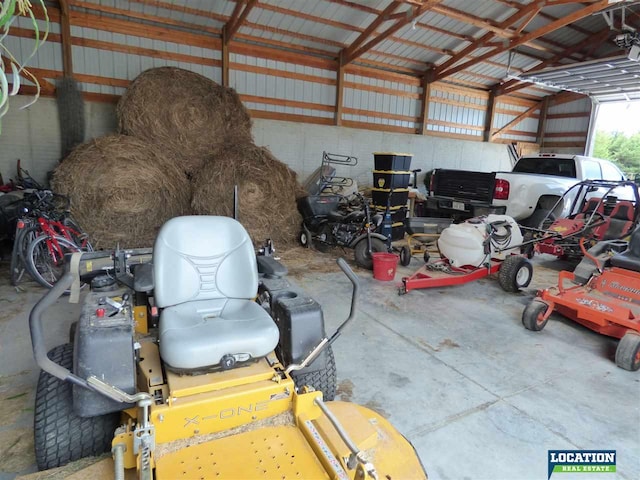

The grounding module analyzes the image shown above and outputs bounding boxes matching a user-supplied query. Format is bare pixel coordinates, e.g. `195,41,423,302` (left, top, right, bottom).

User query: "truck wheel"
34,343,120,470
354,237,387,270
399,246,411,266
615,332,640,371
522,300,550,331
498,256,533,292
292,346,337,401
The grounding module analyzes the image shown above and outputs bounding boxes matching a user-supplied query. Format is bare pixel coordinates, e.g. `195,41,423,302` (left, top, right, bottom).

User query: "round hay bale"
52,135,191,248
191,143,304,247
117,67,252,175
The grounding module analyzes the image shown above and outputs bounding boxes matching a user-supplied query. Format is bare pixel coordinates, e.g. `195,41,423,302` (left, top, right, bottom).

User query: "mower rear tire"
615,332,640,371
292,346,337,401
34,343,120,470
498,256,533,292
522,300,549,331
399,246,411,266
354,237,387,270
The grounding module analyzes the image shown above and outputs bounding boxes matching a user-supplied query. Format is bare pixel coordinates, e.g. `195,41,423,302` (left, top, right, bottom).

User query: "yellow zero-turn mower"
29,216,427,479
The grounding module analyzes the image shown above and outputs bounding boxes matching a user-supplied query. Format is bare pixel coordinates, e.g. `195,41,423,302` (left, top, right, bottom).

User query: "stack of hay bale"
53,67,303,248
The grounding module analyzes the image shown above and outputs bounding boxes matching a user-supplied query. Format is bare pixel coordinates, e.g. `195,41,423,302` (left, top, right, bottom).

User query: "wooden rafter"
433,1,547,81
224,0,258,44
342,1,403,62
496,26,612,96
59,0,73,78
435,0,612,82
491,90,585,140
341,0,442,65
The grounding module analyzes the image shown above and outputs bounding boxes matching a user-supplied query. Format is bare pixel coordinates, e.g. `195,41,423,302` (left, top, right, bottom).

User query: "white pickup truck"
426,153,627,226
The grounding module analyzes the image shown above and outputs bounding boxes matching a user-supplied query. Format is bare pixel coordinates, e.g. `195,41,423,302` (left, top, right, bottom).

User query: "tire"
615,332,640,371
26,235,81,289
520,231,535,259
63,217,93,252
291,346,337,401
298,230,309,248
498,255,533,293
34,343,120,470
353,237,387,270
423,251,430,264
10,225,37,286
312,224,333,253
522,299,550,331
399,246,411,266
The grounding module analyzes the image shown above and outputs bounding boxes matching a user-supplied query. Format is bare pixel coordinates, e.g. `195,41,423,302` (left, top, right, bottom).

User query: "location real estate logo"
548,450,616,478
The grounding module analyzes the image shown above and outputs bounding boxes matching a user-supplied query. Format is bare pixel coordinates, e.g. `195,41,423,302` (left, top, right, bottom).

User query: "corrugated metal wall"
3,3,591,159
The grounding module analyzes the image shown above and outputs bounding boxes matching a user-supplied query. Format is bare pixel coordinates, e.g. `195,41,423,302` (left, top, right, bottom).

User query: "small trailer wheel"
615,332,640,371
522,300,550,331
298,230,309,248
423,251,430,264
399,246,411,266
498,256,533,292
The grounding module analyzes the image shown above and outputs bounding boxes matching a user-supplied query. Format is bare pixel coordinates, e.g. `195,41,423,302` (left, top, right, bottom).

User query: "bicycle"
8,190,93,289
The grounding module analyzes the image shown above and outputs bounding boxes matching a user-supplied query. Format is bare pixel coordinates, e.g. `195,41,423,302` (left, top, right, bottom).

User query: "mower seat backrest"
610,226,640,272
603,201,635,240
153,216,279,370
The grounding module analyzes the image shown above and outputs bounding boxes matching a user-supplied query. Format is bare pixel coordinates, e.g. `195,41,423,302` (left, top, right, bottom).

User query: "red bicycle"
10,190,93,289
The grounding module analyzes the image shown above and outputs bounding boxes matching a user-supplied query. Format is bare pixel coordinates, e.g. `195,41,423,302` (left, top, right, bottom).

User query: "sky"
594,101,640,135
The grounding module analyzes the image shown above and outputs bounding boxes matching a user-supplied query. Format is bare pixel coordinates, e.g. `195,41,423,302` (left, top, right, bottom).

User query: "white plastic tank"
437,214,523,267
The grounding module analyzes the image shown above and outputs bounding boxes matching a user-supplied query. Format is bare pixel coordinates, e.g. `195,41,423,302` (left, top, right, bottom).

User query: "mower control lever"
285,258,360,375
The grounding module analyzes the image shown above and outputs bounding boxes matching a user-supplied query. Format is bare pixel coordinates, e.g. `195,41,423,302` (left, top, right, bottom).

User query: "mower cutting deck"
523,227,640,371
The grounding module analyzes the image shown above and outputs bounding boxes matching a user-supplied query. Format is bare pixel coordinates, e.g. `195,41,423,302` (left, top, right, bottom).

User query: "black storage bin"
374,152,412,171
391,221,405,241
372,188,409,208
374,205,407,223
297,195,341,218
373,170,411,190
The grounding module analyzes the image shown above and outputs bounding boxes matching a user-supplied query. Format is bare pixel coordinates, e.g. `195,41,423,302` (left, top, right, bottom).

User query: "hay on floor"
52,135,191,248
116,67,252,175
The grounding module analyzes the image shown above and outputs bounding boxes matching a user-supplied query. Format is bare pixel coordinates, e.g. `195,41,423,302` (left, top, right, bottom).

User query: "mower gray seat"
610,226,640,273
154,216,279,370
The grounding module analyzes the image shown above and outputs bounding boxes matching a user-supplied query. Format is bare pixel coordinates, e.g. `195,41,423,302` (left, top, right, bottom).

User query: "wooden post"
59,0,73,78
536,96,550,146
418,71,432,135
221,25,230,87
335,51,345,126
483,88,497,142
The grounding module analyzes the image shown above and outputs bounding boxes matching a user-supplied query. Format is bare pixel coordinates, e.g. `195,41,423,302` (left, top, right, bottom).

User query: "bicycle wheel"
62,217,94,252
10,225,38,286
26,235,81,289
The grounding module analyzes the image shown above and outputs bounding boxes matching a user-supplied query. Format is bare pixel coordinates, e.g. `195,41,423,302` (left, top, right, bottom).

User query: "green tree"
593,130,640,178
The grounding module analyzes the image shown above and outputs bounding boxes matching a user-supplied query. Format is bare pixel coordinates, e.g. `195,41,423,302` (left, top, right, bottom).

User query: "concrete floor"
0,248,638,480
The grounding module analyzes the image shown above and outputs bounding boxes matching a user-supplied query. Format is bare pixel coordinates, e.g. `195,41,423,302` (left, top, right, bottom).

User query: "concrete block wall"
0,98,116,186
0,99,511,189
251,120,512,190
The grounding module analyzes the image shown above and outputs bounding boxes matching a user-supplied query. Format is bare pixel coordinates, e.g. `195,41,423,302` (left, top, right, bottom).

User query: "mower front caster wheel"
498,256,533,293
522,300,550,331
615,332,640,371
